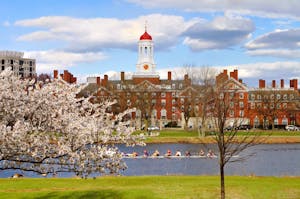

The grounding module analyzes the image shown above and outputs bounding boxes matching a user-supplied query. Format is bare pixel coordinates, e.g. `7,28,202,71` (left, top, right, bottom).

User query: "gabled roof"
221,77,249,92
134,80,160,91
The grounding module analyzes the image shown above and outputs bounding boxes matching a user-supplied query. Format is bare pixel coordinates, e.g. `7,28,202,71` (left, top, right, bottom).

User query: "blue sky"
1,0,300,87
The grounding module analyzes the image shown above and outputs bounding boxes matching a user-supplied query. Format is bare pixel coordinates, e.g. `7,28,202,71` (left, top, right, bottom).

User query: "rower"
175,150,181,156
143,150,149,157
165,149,172,156
152,149,160,157
185,151,191,157
199,149,205,156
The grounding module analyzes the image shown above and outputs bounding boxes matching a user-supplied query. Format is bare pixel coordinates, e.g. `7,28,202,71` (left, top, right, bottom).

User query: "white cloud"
127,0,300,20
245,29,300,58
15,14,189,52
78,62,300,87
182,15,254,51
24,50,106,73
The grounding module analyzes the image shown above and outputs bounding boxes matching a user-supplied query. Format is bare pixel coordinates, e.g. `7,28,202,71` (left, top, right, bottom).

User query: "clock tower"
134,25,159,78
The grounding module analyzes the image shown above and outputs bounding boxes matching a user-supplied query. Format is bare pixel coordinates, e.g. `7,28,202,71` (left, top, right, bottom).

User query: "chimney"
290,79,298,90
281,79,284,88
223,69,228,75
259,79,265,88
63,70,71,82
230,69,238,80
121,71,125,81
184,74,188,80
96,77,100,86
168,71,172,81
54,70,58,79
272,80,276,88
102,75,108,87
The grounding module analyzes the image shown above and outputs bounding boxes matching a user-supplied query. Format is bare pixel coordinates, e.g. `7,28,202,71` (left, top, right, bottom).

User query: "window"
152,109,157,118
219,93,224,99
180,98,184,104
1,60,4,64
276,94,281,100
1,66,4,71
257,95,261,100
251,94,255,100
181,105,184,111
274,118,278,125
229,92,235,99
144,93,148,97
172,99,176,105
172,92,175,97
229,110,234,117
151,99,156,105
270,94,274,99
282,117,288,125
239,93,244,99
239,101,244,108
127,93,131,97
161,99,166,106
161,92,166,97
254,116,260,127
161,109,167,119
10,60,13,64
230,102,234,108
290,94,294,100
250,102,255,109
283,103,287,108
127,99,131,106
179,83,183,89
239,110,244,117
172,106,176,113
276,103,281,109
283,94,287,100
117,84,121,89
270,103,274,108
172,84,176,89
151,92,156,97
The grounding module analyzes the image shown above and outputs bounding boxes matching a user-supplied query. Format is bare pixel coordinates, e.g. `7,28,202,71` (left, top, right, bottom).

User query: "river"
1,143,299,177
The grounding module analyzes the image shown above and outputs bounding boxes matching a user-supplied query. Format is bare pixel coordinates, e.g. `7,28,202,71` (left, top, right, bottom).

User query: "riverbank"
1,176,299,199
144,129,300,144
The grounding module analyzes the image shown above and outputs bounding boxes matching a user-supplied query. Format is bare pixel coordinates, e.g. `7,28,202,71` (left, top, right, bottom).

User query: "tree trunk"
220,163,225,199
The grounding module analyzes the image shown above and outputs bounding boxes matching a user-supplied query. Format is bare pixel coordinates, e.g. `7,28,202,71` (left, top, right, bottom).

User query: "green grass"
0,176,299,199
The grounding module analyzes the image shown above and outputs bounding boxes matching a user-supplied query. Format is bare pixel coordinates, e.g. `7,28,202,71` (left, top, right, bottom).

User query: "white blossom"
0,68,143,177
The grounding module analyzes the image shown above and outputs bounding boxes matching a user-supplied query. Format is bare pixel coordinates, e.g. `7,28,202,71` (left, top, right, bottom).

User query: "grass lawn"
0,176,299,199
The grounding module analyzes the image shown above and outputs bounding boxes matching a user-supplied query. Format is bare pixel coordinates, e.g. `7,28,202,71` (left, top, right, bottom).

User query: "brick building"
53,70,77,84
78,29,300,129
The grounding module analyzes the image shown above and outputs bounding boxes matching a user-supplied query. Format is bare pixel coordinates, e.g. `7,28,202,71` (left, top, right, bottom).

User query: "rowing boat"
122,155,239,159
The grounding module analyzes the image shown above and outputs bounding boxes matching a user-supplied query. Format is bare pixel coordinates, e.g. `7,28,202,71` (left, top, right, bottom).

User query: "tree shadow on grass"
32,190,123,199
31,190,154,199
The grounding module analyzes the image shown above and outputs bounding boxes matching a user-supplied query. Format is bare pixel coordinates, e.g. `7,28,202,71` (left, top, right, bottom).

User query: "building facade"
78,29,300,129
0,51,36,78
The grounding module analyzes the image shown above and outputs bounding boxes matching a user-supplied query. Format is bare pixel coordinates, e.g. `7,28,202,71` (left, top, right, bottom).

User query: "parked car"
147,126,160,131
285,125,299,131
236,125,251,130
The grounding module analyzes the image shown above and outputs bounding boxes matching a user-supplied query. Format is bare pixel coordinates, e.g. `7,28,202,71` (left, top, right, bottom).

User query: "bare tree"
208,84,262,199
179,65,217,136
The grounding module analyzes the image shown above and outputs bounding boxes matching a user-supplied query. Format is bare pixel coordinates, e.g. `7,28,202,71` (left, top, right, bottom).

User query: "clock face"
143,64,149,70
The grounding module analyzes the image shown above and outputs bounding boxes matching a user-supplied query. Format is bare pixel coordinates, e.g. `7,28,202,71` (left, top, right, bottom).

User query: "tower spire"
145,20,147,32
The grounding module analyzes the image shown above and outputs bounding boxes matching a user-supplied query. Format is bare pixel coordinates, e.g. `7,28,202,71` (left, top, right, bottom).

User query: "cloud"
78,62,300,87
15,14,189,52
182,15,254,51
127,0,300,20
245,29,300,58
24,50,106,73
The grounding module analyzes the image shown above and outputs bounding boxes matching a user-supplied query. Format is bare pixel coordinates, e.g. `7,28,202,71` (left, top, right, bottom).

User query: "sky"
1,0,300,87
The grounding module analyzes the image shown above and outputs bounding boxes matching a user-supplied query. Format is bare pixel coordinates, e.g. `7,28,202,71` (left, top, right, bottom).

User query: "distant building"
0,51,36,78
53,70,77,84
78,28,300,129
